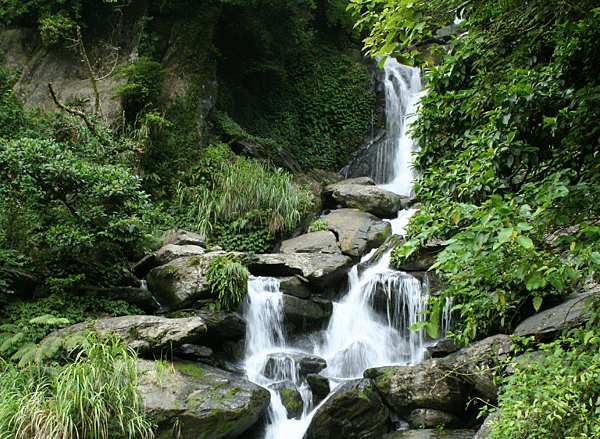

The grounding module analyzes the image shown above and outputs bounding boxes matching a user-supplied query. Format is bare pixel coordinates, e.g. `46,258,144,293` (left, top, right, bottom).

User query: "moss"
174,362,206,377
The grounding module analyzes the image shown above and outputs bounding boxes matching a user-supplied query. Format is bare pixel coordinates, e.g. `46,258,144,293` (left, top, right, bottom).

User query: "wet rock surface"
138,360,270,439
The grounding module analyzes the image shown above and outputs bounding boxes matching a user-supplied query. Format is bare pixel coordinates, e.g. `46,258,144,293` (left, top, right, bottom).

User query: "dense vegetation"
349,0,600,436
0,0,371,435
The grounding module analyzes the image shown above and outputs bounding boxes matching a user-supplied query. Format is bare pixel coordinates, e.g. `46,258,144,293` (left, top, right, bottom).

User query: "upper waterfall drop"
375,58,425,196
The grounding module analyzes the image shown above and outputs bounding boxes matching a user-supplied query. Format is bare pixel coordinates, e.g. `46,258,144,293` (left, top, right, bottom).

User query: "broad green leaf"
408,321,428,331
516,235,534,249
532,296,543,312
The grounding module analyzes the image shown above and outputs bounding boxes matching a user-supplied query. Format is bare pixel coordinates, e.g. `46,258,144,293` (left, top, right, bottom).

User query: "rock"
323,178,411,217
269,380,304,419
358,235,404,273
168,308,246,347
175,344,214,361
442,335,513,405
513,291,594,342
244,253,352,290
322,208,392,257
281,295,332,332
383,429,477,439
367,359,473,419
472,411,500,439
306,373,331,405
77,285,160,313
407,408,460,429
156,244,206,266
303,378,391,439
424,338,462,359
291,169,344,216
160,229,206,247
133,254,156,279
138,360,270,439
49,315,208,357
263,352,327,380
230,137,302,175
280,230,341,255
279,276,312,299
146,252,242,310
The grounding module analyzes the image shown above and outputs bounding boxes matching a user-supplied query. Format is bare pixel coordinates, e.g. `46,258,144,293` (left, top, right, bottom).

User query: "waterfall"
241,61,438,439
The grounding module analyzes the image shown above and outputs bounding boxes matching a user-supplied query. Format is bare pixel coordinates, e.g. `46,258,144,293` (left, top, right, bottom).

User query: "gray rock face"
303,378,391,439
280,230,341,254
281,294,332,332
367,360,473,418
244,253,352,289
322,209,392,257
138,360,270,439
513,292,593,342
269,380,304,419
383,429,477,439
146,251,243,310
442,335,513,404
279,276,312,299
407,408,460,429
160,229,207,247
324,178,411,218
156,244,206,266
306,373,331,405
51,315,207,356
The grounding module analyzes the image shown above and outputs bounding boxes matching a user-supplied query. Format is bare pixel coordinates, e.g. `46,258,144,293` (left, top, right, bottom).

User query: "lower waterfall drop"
241,61,440,438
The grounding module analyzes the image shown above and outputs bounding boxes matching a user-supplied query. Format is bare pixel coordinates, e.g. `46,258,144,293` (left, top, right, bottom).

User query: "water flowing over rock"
138,360,270,439
322,208,391,257
302,378,391,439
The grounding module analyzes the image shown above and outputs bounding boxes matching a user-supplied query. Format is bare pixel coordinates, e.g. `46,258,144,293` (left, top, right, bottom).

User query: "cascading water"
241,60,441,439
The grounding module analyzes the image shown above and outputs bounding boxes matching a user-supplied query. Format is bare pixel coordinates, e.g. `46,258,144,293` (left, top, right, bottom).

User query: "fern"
29,315,70,326
206,255,250,311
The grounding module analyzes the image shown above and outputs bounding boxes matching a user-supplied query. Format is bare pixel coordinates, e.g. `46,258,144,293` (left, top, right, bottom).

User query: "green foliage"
205,255,250,311
308,218,329,232
0,293,143,360
489,327,600,438
380,2,600,343
0,332,154,439
0,138,153,266
0,51,23,139
173,147,310,251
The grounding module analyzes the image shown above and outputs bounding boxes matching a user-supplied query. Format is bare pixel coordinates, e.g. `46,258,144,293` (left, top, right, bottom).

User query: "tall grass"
0,333,154,439
175,154,309,237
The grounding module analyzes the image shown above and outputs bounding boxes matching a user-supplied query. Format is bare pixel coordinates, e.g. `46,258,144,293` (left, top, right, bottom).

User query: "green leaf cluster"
354,1,600,343
0,332,154,439
205,255,250,311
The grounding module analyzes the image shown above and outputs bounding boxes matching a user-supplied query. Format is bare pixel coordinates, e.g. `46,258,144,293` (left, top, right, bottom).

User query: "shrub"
205,255,250,311
0,332,154,439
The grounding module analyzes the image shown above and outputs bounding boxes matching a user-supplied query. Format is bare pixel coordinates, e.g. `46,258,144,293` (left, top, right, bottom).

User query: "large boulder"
138,360,271,439
303,378,391,439
168,308,246,347
280,230,341,255
366,360,473,420
322,209,392,257
49,315,208,356
160,229,207,247
281,294,333,332
323,178,412,218
269,380,304,419
513,291,594,342
156,244,206,266
383,429,477,439
279,276,312,299
146,251,243,310
244,253,352,290
441,335,513,404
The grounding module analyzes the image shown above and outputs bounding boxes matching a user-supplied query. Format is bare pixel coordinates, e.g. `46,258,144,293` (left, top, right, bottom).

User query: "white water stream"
241,60,441,439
